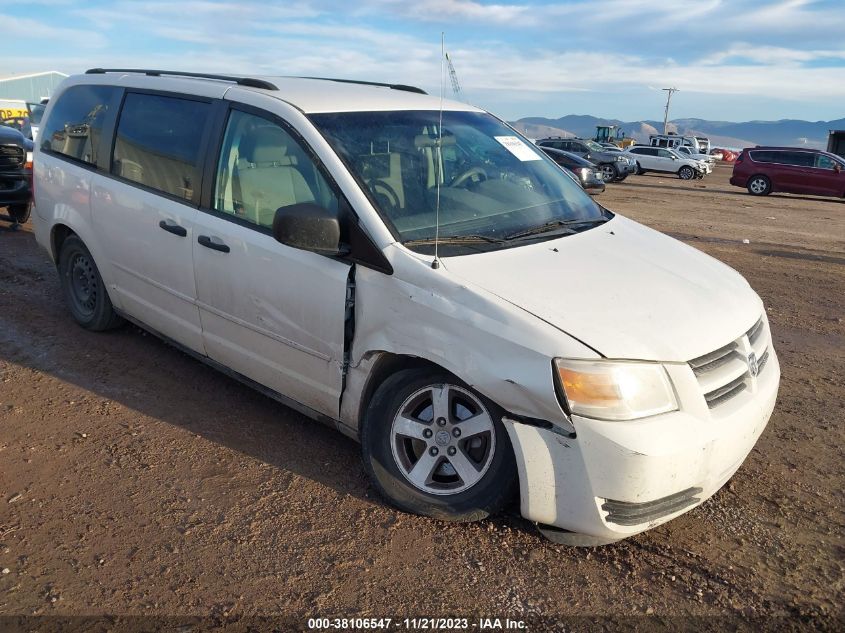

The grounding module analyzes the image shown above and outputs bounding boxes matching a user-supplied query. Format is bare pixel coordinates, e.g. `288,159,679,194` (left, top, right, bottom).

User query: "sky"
3,0,845,123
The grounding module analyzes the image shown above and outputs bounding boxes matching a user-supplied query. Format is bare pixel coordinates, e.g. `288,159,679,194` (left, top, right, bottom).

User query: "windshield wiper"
403,234,508,246
504,216,609,241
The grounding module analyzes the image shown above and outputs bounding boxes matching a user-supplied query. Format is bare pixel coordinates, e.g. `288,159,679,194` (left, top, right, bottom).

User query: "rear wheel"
361,368,517,522
678,166,695,180
58,235,124,331
747,175,771,196
7,203,31,224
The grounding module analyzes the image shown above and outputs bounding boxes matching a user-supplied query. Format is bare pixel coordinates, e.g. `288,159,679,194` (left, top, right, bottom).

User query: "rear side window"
112,93,211,201
40,84,121,165
750,150,775,163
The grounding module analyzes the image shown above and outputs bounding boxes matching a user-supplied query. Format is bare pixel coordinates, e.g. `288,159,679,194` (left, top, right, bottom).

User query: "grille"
0,144,25,170
601,487,703,526
690,316,770,409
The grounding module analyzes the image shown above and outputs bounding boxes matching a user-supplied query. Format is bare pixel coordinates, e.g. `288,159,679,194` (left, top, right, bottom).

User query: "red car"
730,147,845,198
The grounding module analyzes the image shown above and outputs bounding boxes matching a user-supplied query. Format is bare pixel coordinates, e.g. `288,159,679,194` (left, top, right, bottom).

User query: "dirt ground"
0,165,843,631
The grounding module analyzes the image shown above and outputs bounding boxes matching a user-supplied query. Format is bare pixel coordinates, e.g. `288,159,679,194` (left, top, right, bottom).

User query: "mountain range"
510,114,845,150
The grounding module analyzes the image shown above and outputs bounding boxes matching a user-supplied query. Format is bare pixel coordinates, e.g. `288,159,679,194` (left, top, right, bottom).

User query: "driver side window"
214,110,337,228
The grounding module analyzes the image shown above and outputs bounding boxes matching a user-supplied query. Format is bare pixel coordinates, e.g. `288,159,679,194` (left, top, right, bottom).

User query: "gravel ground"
0,165,843,631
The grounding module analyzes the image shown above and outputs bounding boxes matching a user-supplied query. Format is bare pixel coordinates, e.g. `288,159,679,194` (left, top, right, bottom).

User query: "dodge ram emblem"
747,352,759,377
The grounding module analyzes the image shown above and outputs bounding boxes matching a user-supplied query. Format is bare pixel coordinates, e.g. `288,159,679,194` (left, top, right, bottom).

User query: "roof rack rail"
85,68,278,91
295,76,427,95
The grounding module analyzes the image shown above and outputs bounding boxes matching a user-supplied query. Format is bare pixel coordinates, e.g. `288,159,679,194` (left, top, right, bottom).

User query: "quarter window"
39,84,121,165
214,109,338,228
111,93,211,201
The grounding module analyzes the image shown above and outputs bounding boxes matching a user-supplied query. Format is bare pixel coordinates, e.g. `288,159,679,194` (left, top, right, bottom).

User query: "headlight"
580,167,591,180
615,155,625,162
554,359,678,421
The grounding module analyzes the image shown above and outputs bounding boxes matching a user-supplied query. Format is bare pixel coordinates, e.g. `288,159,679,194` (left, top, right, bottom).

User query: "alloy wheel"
390,384,496,495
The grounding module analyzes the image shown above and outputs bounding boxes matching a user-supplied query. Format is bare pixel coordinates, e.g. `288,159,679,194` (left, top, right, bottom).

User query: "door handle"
159,220,187,237
197,235,230,253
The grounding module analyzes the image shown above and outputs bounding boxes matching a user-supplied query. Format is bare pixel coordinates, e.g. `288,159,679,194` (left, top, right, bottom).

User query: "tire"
361,368,517,522
7,203,31,224
635,162,645,175
747,175,771,196
57,235,124,331
678,166,695,180
599,163,618,182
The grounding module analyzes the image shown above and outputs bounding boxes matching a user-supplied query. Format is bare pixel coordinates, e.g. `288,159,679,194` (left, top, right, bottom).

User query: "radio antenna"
432,32,445,270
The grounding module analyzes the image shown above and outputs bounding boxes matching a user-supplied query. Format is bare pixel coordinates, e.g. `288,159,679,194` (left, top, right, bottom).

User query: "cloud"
0,13,108,49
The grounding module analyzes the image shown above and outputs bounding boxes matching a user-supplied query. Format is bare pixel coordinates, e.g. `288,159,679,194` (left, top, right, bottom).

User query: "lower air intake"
601,487,704,526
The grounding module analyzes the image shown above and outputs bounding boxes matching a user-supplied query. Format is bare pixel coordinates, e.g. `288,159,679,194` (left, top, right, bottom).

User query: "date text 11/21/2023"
306,617,528,630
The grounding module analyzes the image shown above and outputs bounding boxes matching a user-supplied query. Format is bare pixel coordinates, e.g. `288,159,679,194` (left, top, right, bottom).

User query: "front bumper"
504,347,780,541
0,171,31,207
617,160,637,176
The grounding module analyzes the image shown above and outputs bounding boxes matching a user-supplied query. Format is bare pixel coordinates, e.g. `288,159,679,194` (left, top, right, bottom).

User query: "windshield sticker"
494,136,542,161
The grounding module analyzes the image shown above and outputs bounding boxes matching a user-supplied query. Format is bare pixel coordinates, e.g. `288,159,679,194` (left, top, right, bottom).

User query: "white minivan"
32,70,779,545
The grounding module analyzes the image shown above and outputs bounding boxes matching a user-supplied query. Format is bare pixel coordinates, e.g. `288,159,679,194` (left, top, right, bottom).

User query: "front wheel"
678,165,695,180
361,368,517,522
600,163,618,182
747,175,771,196
58,235,124,331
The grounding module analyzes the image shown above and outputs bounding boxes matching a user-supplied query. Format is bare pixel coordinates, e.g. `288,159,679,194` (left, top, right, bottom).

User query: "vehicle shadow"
617,177,845,204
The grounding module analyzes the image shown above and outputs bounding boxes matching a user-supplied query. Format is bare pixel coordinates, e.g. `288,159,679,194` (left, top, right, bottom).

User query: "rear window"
111,93,211,201
40,85,121,165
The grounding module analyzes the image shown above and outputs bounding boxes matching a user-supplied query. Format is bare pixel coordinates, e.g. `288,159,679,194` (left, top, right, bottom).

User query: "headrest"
244,126,290,164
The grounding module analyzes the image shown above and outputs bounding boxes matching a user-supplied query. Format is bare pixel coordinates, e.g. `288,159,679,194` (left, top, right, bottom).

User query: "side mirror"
272,202,347,256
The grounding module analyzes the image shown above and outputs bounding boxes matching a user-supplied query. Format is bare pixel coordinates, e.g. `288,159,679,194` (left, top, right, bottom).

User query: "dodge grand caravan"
33,69,780,545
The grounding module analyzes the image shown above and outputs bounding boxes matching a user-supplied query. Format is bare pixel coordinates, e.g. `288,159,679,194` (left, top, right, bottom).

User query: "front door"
192,105,350,418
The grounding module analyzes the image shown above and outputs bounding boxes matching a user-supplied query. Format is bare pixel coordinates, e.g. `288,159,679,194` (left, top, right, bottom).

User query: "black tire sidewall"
8,203,31,224
361,368,517,522
58,236,121,331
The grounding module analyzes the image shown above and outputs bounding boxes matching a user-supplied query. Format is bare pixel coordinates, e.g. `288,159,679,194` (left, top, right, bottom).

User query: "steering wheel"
450,166,487,188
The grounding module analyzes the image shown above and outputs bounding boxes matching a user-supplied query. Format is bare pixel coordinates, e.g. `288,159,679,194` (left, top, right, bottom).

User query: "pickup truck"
0,125,32,225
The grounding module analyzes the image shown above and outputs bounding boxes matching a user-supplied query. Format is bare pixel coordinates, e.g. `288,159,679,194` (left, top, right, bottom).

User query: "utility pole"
662,87,678,134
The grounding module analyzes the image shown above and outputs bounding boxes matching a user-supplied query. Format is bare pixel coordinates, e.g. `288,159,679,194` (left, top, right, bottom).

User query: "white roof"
60,71,481,114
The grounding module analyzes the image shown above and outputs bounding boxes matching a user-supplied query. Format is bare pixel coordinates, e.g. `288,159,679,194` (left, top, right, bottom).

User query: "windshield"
309,110,604,252
583,139,606,152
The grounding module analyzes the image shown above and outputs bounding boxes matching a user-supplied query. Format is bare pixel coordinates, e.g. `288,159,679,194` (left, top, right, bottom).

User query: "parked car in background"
649,133,709,155
624,145,704,179
539,146,605,195
535,137,636,182
730,147,845,197
27,101,47,141
674,146,715,173
0,124,32,224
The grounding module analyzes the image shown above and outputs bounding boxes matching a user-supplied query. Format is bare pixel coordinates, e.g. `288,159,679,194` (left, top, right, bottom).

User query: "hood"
0,125,26,144
443,215,762,362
